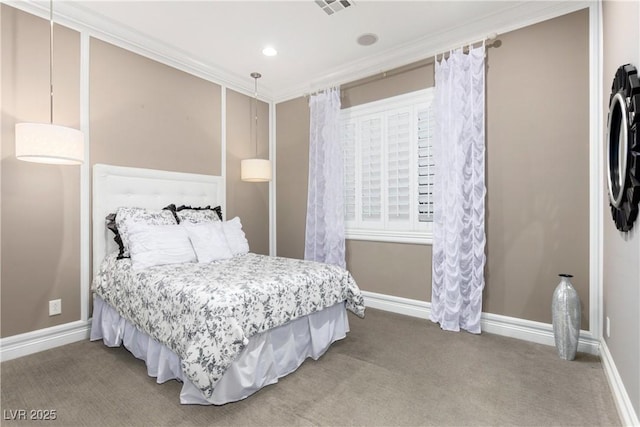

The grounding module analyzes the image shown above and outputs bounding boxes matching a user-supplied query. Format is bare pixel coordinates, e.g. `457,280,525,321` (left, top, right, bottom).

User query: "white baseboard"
0,293,601,360
0,320,92,362
363,290,431,319
600,339,640,427
361,290,600,355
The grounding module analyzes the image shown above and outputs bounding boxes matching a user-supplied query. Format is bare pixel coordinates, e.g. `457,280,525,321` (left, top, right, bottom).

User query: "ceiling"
34,0,584,101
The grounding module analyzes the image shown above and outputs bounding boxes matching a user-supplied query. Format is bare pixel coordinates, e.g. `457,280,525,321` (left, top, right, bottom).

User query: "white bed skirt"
90,295,349,405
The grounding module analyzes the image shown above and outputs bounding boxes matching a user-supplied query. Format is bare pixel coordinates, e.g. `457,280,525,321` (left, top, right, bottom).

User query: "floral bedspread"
92,253,365,398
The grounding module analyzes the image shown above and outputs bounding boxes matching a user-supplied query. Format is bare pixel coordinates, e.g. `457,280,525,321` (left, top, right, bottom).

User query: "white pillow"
127,223,197,270
115,207,176,258
221,217,249,256
182,222,233,263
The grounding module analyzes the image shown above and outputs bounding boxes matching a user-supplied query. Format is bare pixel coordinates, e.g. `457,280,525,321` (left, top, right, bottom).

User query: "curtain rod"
433,32,499,61
305,32,499,96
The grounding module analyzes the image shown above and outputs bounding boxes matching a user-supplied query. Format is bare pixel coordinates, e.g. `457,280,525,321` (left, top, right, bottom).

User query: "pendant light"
241,72,271,182
15,0,84,165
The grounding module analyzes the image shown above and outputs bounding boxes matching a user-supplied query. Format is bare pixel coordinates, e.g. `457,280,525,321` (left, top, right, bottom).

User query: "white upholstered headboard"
92,164,225,277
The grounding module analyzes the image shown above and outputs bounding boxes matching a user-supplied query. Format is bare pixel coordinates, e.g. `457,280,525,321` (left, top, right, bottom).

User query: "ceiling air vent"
315,0,354,16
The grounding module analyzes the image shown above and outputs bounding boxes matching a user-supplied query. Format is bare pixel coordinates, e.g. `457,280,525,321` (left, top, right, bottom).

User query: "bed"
89,164,365,405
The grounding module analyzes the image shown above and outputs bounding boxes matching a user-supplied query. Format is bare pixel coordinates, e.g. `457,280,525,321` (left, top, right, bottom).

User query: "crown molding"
2,0,592,104
273,0,594,103
1,0,268,100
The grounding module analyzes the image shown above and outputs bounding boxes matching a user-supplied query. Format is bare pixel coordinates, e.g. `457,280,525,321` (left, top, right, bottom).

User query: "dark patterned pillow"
162,204,180,223
105,213,127,259
107,206,178,259
174,205,223,224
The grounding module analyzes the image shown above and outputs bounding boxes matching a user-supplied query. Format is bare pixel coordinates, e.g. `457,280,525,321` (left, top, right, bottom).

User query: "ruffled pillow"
221,217,250,256
115,207,177,258
174,205,223,224
105,213,126,259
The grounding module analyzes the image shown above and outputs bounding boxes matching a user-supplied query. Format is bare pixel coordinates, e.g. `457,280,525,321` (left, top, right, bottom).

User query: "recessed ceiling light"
357,33,378,46
262,46,278,57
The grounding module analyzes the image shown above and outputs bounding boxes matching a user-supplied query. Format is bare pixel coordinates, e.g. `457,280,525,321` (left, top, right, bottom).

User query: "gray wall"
275,96,310,260
1,6,81,336
602,0,640,417
484,8,590,328
226,89,270,256
276,9,591,328
90,38,222,175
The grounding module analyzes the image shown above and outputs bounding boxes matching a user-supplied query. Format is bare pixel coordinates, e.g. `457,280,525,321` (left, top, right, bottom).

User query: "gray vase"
552,274,581,361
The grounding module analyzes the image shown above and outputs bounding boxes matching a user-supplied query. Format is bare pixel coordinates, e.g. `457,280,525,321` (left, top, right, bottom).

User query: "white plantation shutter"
341,88,434,243
341,122,356,222
361,117,382,222
417,105,434,222
387,110,411,223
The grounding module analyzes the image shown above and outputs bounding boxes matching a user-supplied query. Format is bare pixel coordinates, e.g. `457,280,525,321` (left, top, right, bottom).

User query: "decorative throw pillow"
221,217,250,256
115,207,177,258
162,204,180,223
105,213,126,259
175,205,223,224
127,223,197,271
182,222,233,263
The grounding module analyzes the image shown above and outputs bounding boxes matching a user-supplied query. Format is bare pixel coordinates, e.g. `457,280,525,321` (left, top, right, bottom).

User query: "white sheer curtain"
430,45,487,334
304,87,346,268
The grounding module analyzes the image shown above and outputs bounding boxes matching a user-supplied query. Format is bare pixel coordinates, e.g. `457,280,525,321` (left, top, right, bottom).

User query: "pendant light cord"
49,0,54,124
254,75,258,157
250,72,261,157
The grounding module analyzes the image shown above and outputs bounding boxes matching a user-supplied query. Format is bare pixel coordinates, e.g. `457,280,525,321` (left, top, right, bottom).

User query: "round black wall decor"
606,64,640,231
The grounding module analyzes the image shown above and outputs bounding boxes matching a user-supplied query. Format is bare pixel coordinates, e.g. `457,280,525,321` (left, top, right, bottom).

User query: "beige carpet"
1,309,620,426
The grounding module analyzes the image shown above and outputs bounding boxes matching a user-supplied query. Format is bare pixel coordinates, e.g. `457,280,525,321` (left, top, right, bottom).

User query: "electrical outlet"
606,316,611,338
49,299,61,316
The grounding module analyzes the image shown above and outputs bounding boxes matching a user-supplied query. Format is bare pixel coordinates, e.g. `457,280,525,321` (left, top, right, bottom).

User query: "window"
341,88,434,244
